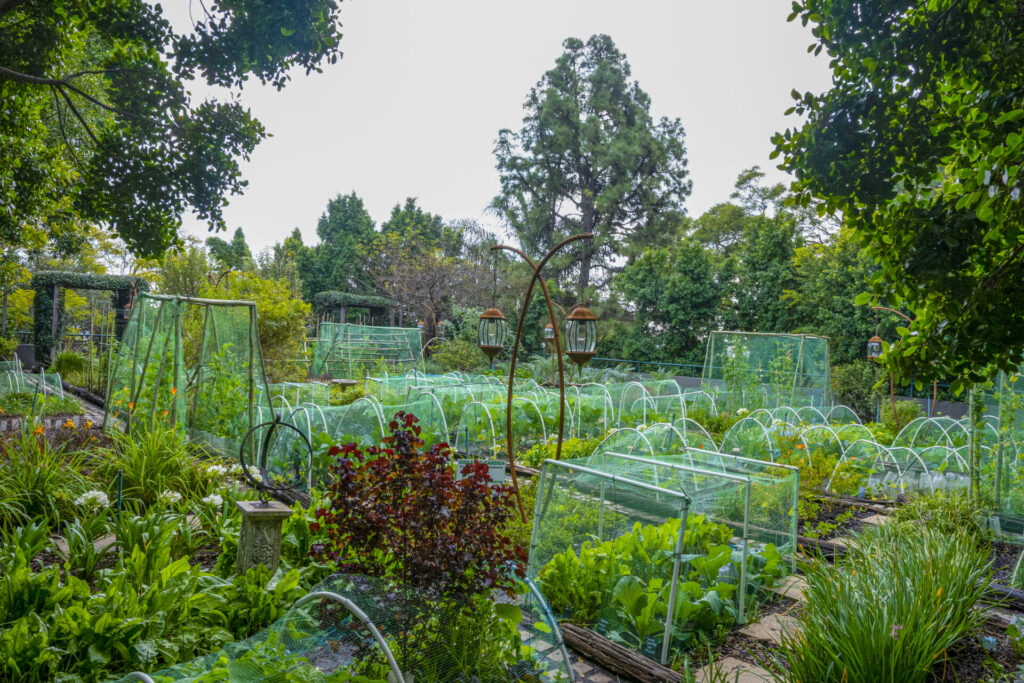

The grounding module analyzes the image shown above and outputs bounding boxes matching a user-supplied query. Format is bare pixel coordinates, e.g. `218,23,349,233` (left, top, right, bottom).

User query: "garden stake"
661,497,689,666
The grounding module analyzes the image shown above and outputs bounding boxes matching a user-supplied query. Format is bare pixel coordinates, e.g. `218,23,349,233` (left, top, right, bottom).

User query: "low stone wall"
0,414,96,433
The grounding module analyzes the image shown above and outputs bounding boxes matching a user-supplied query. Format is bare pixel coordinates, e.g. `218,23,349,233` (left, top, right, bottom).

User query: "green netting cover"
701,331,831,411
310,323,422,378
973,371,1024,530
527,458,784,665
105,294,272,457
116,573,572,683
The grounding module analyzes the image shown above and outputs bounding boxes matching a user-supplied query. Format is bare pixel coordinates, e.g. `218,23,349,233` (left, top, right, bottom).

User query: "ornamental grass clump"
774,521,991,683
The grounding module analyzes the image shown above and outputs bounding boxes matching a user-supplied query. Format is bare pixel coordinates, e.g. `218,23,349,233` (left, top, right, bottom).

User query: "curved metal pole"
121,674,155,683
492,233,593,523
292,591,406,683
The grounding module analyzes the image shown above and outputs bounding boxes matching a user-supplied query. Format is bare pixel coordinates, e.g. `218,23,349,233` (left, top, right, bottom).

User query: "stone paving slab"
51,533,117,556
768,574,807,601
695,656,772,682
738,613,800,645
861,513,891,526
569,650,634,682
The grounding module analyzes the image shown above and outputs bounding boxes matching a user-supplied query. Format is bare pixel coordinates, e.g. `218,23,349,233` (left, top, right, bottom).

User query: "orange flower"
63,419,74,429
128,402,135,411
85,420,93,428
170,387,177,396
796,444,806,450
161,410,168,418
33,424,43,435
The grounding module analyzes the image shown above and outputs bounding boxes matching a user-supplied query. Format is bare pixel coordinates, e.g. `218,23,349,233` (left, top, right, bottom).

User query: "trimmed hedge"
31,271,149,367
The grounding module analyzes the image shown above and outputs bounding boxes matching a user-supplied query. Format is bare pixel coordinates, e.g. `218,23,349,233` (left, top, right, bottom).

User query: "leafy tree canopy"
206,228,253,272
492,34,691,301
298,192,375,300
613,241,722,363
773,0,1024,390
0,0,344,258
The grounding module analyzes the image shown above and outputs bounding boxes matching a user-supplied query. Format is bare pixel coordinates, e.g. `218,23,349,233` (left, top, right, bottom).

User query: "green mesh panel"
701,331,831,410
105,294,271,458
527,460,694,664
104,295,187,432
310,323,422,378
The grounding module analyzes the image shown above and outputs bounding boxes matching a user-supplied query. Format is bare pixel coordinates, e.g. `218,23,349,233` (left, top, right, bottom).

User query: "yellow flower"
63,419,75,429
936,586,942,598
85,420,93,428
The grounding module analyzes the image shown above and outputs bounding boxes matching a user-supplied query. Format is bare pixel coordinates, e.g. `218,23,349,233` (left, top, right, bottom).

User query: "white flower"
202,493,224,507
736,408,748,416
158,490,182,504
74,490,110,509
206,464,228,477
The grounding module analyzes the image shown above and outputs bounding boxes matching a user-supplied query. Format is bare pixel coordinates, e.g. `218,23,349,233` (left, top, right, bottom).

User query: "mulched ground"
188,543,223,572
929,626,1022,682
799,501,874,541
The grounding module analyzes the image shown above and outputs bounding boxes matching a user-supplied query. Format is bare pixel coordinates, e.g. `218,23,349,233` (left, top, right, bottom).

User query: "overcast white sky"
171,0,833,252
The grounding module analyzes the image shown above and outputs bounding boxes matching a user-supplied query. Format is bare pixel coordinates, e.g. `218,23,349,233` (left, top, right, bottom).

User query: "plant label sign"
595,617,609,634
642,636,659,658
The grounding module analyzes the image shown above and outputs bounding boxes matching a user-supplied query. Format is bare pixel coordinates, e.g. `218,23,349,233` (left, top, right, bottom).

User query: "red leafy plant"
311,412,526,600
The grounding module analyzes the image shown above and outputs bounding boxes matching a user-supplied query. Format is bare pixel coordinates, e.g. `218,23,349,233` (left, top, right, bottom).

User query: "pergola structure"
30,271,149,367
312,291,402,327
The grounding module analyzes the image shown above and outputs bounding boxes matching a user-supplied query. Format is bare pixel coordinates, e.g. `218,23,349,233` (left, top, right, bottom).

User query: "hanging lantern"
543,323,556,354
478,308,507,361
437,320,446,338
867,335,884,361
565,306,597,367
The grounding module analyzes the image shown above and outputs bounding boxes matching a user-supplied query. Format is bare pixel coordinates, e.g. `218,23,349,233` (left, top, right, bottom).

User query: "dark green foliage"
206,227,254,272
298,192,376,301
381,197,451,250
773,1,1024,390
614,241,722,362
785,232,899,365
831,361,884,422
730,216,800,333
493,34,692,299
0,0,344,257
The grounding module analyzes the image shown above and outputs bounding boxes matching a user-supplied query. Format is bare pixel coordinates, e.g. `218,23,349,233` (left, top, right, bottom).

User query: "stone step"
738,613,800,646
860,513,891,526
695,656,772,682
768,574,807,601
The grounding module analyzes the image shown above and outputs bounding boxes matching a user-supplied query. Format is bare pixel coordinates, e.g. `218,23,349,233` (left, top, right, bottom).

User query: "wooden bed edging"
560,622,683,683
